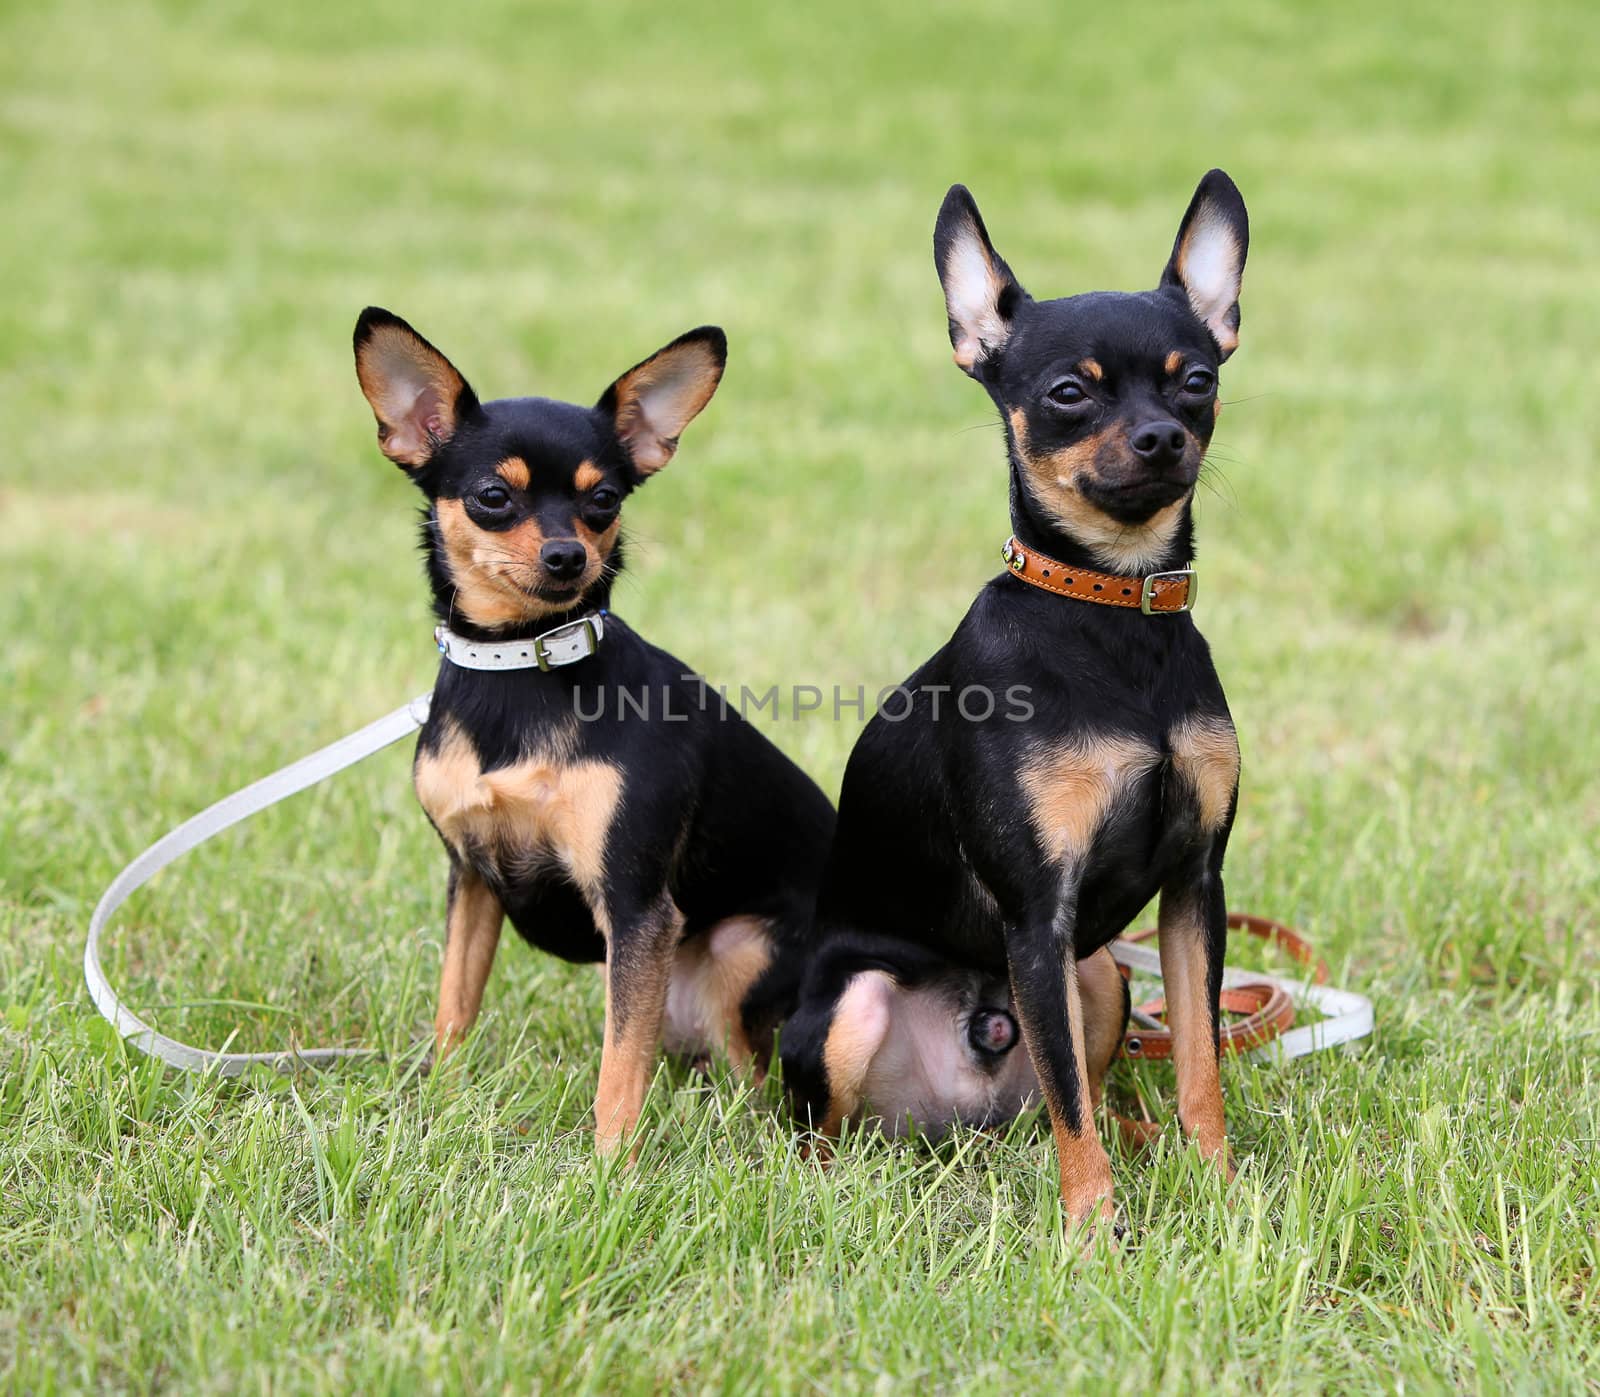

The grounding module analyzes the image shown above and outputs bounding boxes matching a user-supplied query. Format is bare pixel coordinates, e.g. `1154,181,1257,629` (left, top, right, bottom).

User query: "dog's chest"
1018,715,1240,861
414,716,622,896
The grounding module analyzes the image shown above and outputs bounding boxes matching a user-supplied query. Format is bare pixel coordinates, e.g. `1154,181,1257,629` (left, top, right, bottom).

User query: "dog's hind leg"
1078,947,1162,1153
1156,866,1232,1177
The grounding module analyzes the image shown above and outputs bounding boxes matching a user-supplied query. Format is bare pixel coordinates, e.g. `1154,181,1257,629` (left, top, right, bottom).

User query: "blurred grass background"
2,0,1596,1391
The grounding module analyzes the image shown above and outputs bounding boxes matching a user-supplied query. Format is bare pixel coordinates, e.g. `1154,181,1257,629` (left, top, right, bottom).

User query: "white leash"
82,612,611,1076
1107,940,1373,1062
83,694,432,1076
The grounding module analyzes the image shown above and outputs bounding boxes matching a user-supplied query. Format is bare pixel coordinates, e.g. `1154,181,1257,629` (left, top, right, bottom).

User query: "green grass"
3,0,1598,1390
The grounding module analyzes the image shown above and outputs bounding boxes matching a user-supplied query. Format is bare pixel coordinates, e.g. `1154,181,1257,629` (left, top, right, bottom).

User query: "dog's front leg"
594,894,684,1157
1156,855,1231,1176
1008,891,1115,1228
434,864,505,1056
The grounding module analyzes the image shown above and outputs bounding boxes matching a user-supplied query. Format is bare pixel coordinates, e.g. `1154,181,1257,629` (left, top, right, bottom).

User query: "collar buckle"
1140,568,1196,615
533,615,600,671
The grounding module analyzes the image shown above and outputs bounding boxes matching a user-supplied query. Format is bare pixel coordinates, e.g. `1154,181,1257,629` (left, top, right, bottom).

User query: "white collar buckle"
434,614,606,672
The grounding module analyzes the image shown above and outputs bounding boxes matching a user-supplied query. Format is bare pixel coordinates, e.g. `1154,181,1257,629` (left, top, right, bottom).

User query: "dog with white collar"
354,308,835,1153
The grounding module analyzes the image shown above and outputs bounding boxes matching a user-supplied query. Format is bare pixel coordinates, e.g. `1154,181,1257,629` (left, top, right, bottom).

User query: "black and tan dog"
353,309,835,1152
781,171,1249,1225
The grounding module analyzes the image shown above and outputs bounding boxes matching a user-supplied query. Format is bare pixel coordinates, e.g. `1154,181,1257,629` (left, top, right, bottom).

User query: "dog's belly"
502,874,607,964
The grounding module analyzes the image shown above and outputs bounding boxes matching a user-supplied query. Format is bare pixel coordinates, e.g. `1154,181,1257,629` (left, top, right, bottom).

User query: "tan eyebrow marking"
1164,351,1184,375
1078,358,1104,381
495,457,530,489
574,460,604,492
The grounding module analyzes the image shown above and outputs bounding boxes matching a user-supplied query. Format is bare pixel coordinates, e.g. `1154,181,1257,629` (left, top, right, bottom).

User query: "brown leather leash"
1115,913,1329,1060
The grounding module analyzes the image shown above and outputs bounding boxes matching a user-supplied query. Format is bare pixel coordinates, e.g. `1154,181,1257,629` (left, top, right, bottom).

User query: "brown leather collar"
1001,536,1196,614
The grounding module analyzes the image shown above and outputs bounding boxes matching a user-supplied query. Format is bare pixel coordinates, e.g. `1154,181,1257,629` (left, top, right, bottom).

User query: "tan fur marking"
434,872,504,1055
435,499,546,629
1008,413,1194,573
662,917,775,1071
1077,948,1124,1112
819,971,894,1135
1079,358,1104,382
1164,351,1184,375
1019,733,1161,864
594,902,684,1155
1078,948,1162,1153
414,716,623,896
1156,893,1231,1175
1170,715,1241,832
574,460,604,492
495,456,530,490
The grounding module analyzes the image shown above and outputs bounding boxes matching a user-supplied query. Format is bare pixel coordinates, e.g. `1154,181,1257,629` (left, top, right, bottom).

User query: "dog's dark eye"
1046,379,1087,407
1182,368,1215,395
474,485,512,511
589,486,620,512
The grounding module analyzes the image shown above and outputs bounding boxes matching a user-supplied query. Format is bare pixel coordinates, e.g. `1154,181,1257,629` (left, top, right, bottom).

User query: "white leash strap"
84,694,432,1076
1107,940,1373,1061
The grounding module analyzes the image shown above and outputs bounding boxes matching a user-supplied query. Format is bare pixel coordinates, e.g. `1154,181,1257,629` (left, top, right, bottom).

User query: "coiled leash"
1109,916,1373,1063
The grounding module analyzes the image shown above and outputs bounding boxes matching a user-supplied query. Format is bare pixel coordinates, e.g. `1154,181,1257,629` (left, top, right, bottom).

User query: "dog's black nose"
1130,419,1187,467
540,539,588,580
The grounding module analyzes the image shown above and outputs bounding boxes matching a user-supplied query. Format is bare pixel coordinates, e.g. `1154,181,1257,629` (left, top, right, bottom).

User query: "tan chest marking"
414,717,623,895
1019,733,1162,865
1168,715,1240,833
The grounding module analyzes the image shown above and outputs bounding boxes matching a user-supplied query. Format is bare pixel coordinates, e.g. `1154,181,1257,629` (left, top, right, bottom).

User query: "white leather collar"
434,613,605,672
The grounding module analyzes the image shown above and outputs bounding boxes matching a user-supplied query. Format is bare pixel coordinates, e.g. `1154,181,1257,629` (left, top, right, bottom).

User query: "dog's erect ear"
935,185,1027,378
353,308,479,468
597,327,727,477
1161,170,1249,361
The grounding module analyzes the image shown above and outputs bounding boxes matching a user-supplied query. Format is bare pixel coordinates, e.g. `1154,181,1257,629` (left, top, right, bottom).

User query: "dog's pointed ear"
353,308,479,468
596,327,727,478
935,185,1027,378
1161,169,1249,360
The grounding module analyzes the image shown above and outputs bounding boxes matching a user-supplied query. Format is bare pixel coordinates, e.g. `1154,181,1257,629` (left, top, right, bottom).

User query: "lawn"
2,0,1597,1391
